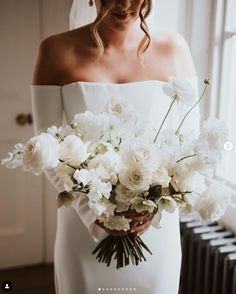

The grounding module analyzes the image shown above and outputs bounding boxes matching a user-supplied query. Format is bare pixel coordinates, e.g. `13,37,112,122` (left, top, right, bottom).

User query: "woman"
31,0,200,293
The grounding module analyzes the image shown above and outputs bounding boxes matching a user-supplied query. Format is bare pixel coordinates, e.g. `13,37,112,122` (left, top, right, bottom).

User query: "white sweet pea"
1,143,25,169
119,167,152,192
23,133,59,175
163,77,196,107
73,169,93,186
59,134,89,167
73,111,108,141
87,149,120,185
194,181,231,221
171,168,207,194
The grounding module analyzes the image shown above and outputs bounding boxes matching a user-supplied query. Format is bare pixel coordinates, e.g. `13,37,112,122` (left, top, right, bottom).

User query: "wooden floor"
0,263,55,294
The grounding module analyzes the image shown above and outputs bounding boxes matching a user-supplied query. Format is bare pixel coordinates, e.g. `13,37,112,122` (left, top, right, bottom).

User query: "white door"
0,0,71,269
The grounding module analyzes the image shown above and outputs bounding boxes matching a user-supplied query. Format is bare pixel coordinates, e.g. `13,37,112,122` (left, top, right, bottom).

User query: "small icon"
224,141,233,152
2,281,12,291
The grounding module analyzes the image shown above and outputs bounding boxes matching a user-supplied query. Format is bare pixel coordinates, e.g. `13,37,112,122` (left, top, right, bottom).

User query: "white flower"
195,117,228,165
120,138,158,171
87,149,120,185
59,134,89,167
194,181,231,221
1,143,25,169
118,168,152,192
171,168,207,194
158,196,178,213
22,133,59,175
88,198,107,216
115,184,136,204
73,111,108,141
73,168,94,186
152,166,171,187
130,196,157,213
163,77,196,106
54,163,75,191
99,215,132,231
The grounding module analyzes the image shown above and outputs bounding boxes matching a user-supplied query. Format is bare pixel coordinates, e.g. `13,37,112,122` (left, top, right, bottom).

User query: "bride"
31,0,200,293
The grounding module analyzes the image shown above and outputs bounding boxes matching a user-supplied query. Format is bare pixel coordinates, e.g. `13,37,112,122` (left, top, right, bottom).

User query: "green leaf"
57,191,74,208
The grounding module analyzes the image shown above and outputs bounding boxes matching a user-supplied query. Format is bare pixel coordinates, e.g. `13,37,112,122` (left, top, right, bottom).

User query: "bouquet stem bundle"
92,232,152,269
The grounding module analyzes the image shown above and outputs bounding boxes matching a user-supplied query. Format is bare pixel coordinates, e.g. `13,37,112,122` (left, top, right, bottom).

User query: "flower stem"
175,83,209,136
176,153,197,163
153,96,178,143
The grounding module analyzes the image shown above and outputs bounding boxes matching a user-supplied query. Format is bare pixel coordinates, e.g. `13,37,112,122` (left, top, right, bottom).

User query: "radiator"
179,217,236,294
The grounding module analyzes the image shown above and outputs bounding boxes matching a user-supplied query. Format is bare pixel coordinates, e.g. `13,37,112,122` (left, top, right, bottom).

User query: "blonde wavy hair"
90,0,152,61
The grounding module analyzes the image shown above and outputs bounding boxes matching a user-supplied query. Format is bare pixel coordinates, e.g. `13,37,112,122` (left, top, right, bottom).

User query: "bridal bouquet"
1,78,231,269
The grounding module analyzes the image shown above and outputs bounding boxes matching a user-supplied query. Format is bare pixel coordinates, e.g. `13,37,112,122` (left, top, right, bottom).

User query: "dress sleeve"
30,85,108,242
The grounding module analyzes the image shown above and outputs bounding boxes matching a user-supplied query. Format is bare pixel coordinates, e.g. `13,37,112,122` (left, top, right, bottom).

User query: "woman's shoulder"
32,27,90,85
150,29,196,77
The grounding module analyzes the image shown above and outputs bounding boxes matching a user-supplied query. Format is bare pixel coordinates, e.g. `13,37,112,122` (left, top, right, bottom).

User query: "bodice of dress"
61,79,200,134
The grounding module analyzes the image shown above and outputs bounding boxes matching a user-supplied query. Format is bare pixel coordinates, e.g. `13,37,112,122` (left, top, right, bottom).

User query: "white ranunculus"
59,134,89,167
73,111,108,141
114,184,136,204
119,168,152,192
23,133,59,175
158,196,178,213
1,143,25,169
163,77,196,106
195,117,228,164
152,166,171,187
120,139,159,171
194,181,231,221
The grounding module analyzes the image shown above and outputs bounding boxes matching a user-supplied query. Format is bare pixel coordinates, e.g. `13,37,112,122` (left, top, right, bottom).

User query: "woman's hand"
95,209,157,237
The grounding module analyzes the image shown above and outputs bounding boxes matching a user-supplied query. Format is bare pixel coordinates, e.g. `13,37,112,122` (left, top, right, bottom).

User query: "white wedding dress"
31,78,200,294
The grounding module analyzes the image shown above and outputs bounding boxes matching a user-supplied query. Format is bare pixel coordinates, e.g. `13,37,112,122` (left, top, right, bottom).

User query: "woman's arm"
31,38,109,242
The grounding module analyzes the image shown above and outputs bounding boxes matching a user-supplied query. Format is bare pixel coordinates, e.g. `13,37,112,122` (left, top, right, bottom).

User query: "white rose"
23,133,59,175
59,134,89,167
194,181,231,221
119,168,152,192
163,77,196,106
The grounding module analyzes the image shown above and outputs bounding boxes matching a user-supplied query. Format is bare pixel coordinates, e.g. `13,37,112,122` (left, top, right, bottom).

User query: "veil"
69,0,156,30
